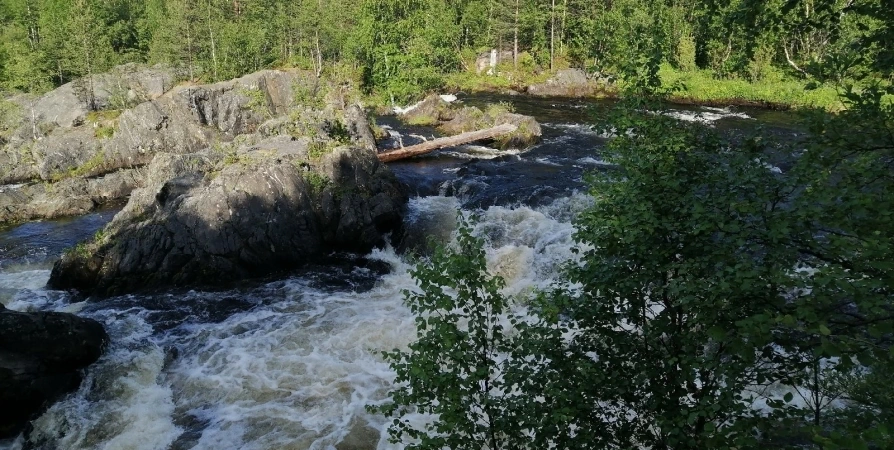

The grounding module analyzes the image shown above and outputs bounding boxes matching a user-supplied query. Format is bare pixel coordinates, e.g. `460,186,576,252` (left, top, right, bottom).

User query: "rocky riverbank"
19,66,408,297
0,65,368,225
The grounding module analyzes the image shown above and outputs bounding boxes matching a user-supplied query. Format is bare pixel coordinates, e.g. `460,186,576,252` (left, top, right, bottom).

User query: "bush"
675,34,697,72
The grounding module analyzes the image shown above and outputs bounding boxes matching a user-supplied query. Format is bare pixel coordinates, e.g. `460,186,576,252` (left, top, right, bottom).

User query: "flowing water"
0,96,799,450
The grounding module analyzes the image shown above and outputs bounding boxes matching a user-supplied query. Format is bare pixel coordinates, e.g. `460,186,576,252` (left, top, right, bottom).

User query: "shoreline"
439,68,845,112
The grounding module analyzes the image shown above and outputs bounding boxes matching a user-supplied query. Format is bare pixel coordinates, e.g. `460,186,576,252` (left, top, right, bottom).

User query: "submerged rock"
49,136,407,297
398,94,541,149
0,303,108,438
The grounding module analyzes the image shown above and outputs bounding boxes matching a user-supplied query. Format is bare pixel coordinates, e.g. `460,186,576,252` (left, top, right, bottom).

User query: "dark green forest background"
0,0,890,102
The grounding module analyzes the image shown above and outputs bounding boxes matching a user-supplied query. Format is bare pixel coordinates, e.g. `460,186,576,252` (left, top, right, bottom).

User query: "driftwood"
378,123,518,163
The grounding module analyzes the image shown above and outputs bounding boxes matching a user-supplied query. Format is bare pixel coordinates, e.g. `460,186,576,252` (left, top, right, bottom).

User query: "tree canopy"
1,0,890,101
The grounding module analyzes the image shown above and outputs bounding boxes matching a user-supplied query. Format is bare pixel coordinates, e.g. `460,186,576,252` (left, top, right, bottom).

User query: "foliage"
302,171,329,195
1,0,887,108
0,97,21,143
659,64,843,110
370,218,525,449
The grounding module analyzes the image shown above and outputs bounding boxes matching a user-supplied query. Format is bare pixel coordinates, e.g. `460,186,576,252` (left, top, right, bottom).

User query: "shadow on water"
0,208,120,271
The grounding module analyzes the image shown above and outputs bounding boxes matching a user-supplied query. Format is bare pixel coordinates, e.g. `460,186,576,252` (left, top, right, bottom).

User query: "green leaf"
707,326,726,341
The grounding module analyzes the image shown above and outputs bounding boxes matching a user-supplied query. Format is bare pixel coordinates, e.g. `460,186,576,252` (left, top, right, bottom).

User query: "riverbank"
443,64,846,111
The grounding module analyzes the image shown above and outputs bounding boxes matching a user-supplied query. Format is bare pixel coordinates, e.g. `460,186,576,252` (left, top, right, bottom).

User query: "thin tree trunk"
314,30,323,77
207,0,218,80
550,0,556,70
186,20,195,81
560,0,568,52
513,0,519,69
783,44,808,76
378,124,518,162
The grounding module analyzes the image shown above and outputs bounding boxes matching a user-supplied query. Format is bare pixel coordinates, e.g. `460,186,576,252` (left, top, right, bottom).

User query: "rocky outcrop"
526,68,607,98
48,135,406,297
0,303,108,438
0,169,143,223
399,94,541,149
0,66,377,226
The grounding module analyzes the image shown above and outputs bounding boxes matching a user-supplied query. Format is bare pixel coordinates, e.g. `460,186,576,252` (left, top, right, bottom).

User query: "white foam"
393,100,424,115
24,325,181,450
576,157,613,166
0,269,53,309
544,122,613,138
662,107,752,124
441,144,522,160
16,196,590,449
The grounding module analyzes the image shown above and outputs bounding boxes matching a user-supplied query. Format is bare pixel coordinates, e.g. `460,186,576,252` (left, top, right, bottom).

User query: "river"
0,96,800,450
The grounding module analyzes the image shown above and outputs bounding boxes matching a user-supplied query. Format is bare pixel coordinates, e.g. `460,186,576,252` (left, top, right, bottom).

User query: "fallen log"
377,123,518,163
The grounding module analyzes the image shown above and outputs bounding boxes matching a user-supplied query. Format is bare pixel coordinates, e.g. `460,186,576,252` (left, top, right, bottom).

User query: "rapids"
0,96,794,450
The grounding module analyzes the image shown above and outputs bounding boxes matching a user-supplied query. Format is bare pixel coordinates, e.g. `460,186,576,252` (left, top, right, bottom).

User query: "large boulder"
399,95,542,149
0,303,108,438
526,68,605,98
48,135,407,297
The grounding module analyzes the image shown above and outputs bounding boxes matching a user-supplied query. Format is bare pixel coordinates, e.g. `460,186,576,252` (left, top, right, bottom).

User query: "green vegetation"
308,140,338,160
302,171,329,195
660,65,845,110
373,1,894,449
49,149,107,182
370,219,520,449
239,87,271,118
0,98,21,142
3,0,889,108
86,109,120,139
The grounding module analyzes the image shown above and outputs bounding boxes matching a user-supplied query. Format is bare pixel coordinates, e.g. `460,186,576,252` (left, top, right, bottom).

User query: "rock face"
49,135,406,297
399,94,541,149
526,68,606,98
0,303,108,438
0,169,143,223
0,66,337,225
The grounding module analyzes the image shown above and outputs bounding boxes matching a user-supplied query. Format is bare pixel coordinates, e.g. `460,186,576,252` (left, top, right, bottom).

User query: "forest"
0,0,890,103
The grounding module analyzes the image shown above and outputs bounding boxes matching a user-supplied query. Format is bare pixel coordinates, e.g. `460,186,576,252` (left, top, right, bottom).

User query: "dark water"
383,94,802,208
0,95,802,450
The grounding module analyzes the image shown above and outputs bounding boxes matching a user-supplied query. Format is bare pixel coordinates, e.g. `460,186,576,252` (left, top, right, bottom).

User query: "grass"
50,150,107,182
0,99,22,143
308,140,338,159
240,87,271,118
86,109,122,139
442,62,851,111
658,65,845,111
303,171,330,195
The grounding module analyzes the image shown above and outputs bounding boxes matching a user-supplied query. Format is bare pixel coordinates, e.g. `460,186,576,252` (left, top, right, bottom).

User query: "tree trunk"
378,124,518,163
560,0,568,52
513,0,519,69
207,0,218,80
550,0,556,70
186,20,195,81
